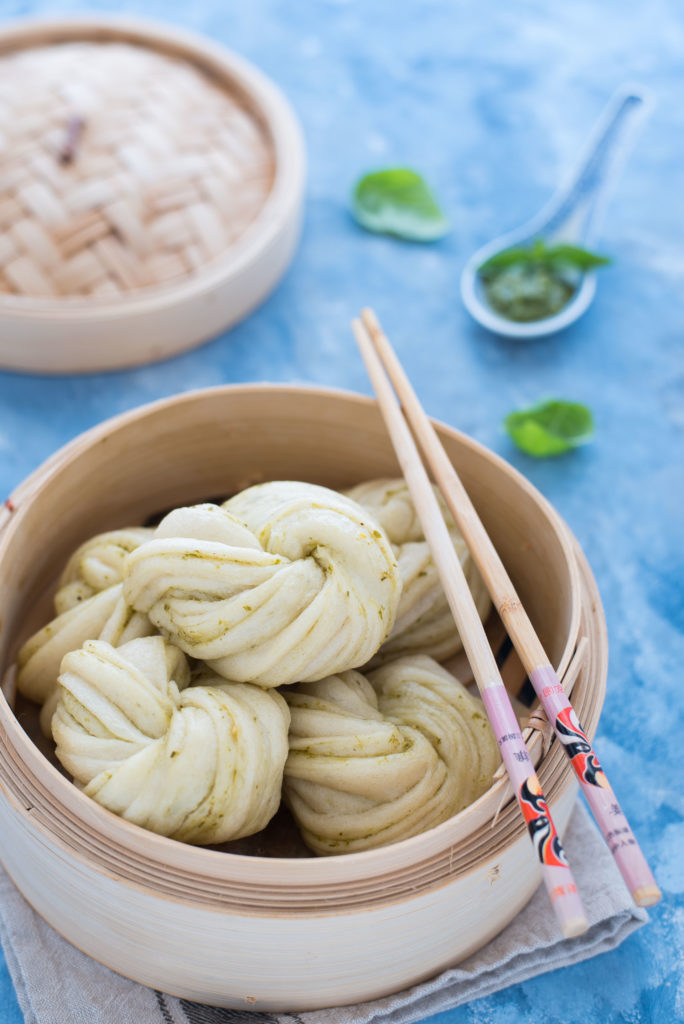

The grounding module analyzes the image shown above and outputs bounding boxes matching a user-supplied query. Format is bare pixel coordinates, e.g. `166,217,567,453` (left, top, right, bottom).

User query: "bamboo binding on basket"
0,39,274,299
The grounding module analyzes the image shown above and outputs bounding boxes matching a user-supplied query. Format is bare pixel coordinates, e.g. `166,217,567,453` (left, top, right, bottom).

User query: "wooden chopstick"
359,307,661,910
352,315,589,939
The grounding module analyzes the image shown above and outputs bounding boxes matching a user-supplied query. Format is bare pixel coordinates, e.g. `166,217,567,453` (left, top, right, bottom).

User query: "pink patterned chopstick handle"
482,682,587,937
530,665,660,906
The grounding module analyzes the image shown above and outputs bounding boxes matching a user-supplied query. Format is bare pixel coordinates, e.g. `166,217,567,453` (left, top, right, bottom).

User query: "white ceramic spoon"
460,85,651,338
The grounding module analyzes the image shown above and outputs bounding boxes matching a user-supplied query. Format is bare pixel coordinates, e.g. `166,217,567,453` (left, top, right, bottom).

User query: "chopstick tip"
633,884,662,908
361,307,380,331
351,317,371,354
561,915,589,939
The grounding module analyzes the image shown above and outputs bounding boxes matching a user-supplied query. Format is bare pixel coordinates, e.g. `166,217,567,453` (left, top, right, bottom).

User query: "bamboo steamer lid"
0,18,305,373
0,386,608,1009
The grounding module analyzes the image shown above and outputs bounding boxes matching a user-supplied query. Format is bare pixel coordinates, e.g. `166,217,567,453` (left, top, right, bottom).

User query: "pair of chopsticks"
353,308,660,937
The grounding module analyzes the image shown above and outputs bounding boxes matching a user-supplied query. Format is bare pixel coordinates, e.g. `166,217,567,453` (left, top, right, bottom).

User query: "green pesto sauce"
482,263,575,322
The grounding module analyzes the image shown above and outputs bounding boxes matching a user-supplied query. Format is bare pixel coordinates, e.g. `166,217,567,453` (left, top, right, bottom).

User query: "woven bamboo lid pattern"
0,40,275,300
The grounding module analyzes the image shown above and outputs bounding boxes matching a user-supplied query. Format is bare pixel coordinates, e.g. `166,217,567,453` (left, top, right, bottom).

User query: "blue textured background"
0,2,682,1022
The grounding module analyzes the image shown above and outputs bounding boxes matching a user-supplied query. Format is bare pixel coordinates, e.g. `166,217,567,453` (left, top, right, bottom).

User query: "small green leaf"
544,244,612,271
478,246,537,277
504,399,594,457
530,237,546,261
479,239,610,276
351,168,449,242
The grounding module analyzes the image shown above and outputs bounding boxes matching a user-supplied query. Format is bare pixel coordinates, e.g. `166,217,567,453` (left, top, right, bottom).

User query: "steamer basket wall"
0,386,607,1009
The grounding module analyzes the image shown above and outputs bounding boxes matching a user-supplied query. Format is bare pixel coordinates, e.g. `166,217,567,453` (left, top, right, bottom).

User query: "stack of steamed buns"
16,479,500,854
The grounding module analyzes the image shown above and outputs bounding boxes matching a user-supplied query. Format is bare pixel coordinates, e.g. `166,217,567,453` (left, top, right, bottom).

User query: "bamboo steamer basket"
0,385,607,1010
0,17,305,373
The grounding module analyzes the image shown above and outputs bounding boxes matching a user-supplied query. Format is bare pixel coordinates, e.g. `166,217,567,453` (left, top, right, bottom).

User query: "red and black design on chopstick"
554,706,607,788
519,775,568,868
530,663,656,903
480,679,581,929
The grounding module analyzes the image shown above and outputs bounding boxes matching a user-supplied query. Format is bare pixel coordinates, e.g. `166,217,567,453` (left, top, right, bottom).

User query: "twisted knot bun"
283,654,500,854
52,636,290,845
54,528,153,614
17,528,154,708
123,482,402,686
345,479,490,662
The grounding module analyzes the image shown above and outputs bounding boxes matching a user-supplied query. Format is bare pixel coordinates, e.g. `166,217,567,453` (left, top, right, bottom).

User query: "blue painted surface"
0,2,682,1022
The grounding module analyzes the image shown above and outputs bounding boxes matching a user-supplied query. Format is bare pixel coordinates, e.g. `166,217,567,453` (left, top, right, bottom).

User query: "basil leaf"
479,239,610,276
478,247,537,277
530,237,547,261
544,244,611,270
504,399,594,457
351,169,449,242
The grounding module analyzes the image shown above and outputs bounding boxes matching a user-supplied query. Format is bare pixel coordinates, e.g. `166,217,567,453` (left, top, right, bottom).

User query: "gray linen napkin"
0,801,647,1024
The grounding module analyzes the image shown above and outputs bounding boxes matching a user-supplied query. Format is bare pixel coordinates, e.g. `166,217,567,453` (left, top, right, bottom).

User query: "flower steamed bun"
54,528,153,614
52,636,290,845
283,654,500,854
17,528,155,707
345,479,490,663
123,482,402,687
